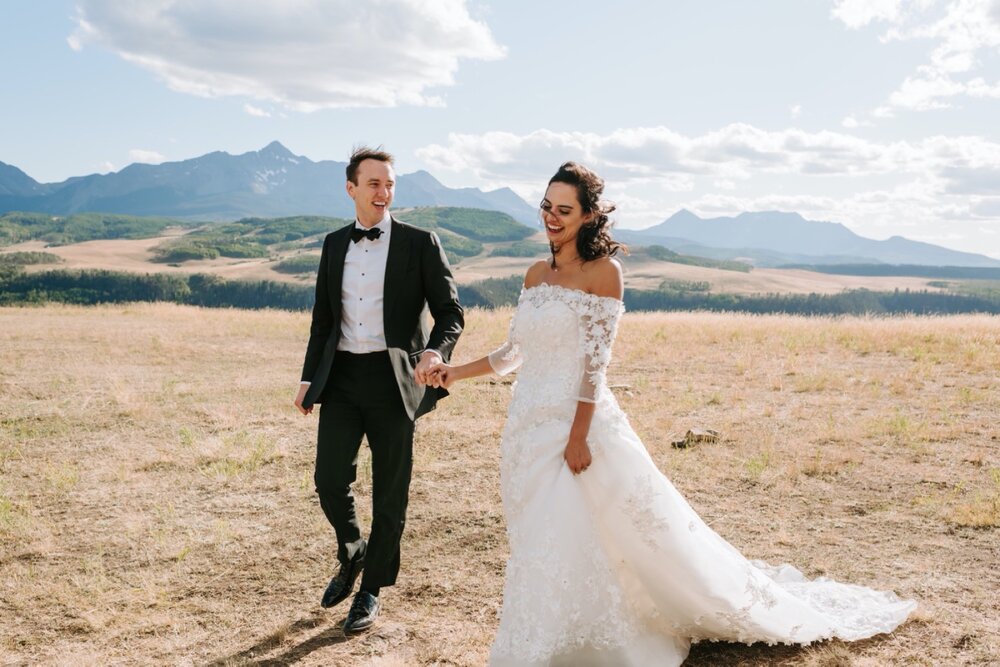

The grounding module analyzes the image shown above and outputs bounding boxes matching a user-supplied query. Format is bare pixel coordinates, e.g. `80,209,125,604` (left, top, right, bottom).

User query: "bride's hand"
427,364,454,389
564,436,592,474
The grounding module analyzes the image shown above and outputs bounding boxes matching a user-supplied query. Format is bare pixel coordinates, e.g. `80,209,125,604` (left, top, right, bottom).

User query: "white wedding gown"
486,283,916,667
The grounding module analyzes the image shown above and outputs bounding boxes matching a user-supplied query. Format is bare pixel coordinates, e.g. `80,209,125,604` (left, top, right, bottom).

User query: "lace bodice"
488,282,624,407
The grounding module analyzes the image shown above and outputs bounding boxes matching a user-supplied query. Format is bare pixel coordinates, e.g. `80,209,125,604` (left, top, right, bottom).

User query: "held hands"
414,350,444,386
416,351,459,389
425,363,454,389
564,435,592,475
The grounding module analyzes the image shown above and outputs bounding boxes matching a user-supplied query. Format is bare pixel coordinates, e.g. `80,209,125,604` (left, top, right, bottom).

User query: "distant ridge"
5,147,998,267
0,142,537,225
620,209,1000,268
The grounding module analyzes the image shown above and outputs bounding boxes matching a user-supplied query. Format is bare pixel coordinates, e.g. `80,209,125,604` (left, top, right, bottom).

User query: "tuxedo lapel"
328,225,352,310
382,218,409,336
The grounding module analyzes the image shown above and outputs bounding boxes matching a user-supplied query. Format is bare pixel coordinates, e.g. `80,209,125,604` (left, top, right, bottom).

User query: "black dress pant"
314,351,415,589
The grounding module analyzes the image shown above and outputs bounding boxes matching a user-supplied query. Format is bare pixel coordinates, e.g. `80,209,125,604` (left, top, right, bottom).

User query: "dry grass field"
1,304,998,666
7,233,960,295
9,237,306,286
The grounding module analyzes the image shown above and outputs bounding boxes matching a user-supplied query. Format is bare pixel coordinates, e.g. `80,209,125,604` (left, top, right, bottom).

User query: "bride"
428,162,916,666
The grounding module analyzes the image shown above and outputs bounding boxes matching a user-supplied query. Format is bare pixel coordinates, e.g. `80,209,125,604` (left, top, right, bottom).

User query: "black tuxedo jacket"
300,217,464,420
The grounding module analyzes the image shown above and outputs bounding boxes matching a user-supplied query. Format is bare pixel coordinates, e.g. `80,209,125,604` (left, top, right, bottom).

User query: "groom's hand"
294,383,313,415
414,350,443,386
427,364,452,389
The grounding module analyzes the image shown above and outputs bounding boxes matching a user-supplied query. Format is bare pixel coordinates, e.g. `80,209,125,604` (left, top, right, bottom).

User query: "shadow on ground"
206,611,353,666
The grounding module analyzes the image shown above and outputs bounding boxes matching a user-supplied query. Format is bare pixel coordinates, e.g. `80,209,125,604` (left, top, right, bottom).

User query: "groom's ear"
345,180,356,200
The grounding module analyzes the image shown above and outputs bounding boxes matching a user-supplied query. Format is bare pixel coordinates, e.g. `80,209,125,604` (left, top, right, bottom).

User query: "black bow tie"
351,226,384,243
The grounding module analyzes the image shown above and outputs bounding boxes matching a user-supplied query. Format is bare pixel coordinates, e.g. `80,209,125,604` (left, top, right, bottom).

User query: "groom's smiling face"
347,158,395,227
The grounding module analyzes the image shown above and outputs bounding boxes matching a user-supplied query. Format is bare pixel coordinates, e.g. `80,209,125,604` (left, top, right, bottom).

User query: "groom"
294,146,464,633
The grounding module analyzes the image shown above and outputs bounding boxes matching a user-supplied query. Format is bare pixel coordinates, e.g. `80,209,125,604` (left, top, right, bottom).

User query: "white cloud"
418,123,1000,185
790,104,802,118
128,149,166,164
831,0,902,29
417,124,1000,256
834,0,1000,113
965,76,1000,97
243,103,270,118
971,196,1000,216
887,67,967,109
69,0,506,111
940,166,1000,194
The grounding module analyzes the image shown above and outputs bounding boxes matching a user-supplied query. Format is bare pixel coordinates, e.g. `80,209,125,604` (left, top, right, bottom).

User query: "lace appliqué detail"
625,474,671,551
491,508,642,663
746,571,779,610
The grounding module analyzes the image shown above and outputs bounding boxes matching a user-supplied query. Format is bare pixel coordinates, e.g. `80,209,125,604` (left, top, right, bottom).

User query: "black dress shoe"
343,591,380,633
320,553,365,608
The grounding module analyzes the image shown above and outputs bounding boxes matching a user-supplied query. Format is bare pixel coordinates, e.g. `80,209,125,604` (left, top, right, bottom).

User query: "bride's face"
540,182,593,249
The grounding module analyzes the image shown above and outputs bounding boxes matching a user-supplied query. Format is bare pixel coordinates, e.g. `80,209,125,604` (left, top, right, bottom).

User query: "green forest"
0,212,189,246
3,268,999,315
641,245,753,272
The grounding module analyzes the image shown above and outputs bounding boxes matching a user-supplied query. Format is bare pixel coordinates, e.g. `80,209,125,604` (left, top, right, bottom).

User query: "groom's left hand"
415,350,443,386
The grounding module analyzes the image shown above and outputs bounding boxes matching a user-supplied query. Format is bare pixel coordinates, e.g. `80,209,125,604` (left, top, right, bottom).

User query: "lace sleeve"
488,317,523,376
576,296,624,403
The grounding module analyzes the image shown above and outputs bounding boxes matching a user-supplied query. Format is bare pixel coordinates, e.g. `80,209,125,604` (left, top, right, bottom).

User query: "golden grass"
1,304,998,665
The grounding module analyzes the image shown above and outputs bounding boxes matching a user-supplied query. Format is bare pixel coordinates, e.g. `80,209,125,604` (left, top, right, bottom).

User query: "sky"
2,0,1000,258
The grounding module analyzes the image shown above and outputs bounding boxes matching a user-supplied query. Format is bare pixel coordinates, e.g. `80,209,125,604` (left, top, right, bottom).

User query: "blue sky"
2,1,1000,257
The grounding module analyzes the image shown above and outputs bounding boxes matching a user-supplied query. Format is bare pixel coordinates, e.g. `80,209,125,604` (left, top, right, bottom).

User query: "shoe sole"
343,605,380,634
343,617,378,634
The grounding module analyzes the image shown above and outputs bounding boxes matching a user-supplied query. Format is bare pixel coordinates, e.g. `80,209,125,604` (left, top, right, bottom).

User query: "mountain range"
0,141,536,224
3,142,998,267
615,210,1000,268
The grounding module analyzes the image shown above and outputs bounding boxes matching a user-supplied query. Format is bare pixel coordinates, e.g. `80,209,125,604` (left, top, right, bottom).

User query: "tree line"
0,269,313,310
779,263,1000,280
2,269,999,315
454,275,1000,314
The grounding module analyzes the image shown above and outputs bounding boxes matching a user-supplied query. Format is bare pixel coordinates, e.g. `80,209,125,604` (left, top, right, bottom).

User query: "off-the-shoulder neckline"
522,282,624,306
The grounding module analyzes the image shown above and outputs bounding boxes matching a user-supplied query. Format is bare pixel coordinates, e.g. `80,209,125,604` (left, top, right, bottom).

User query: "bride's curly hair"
547,162,627,265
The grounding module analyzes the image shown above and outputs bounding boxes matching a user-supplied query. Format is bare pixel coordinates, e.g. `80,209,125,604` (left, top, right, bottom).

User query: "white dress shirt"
299,214,440,387
338,215,391,353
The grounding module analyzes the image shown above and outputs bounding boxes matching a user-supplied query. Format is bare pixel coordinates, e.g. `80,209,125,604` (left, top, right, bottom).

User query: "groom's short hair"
347,146,395,184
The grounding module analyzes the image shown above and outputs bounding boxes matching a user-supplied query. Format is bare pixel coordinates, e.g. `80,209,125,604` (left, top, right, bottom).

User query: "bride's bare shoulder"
585,257,623,300
523,260,551,289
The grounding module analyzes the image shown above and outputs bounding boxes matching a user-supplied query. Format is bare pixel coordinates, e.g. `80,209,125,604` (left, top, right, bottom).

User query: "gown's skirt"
489,398,917,667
